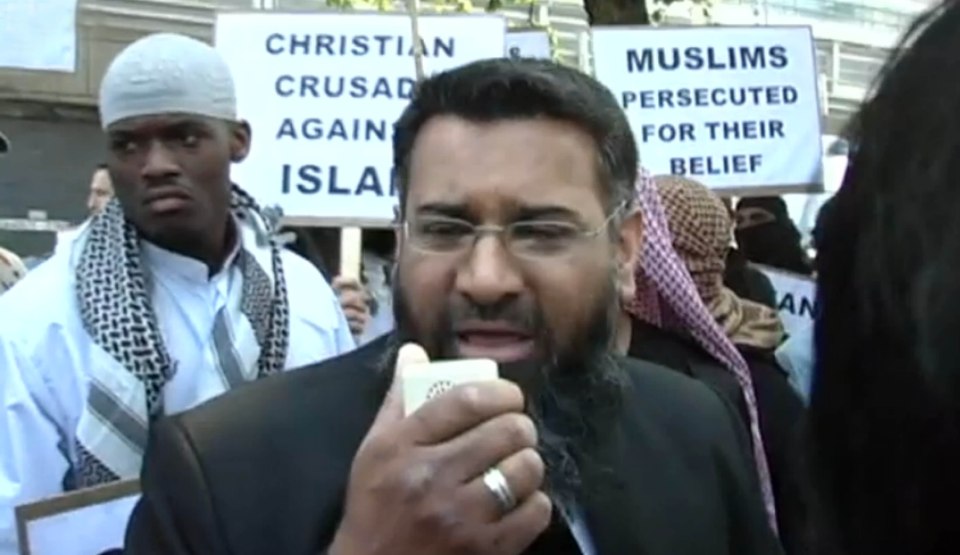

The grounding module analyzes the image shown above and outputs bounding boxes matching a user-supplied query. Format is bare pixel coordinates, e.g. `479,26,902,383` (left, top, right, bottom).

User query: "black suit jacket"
125,337,782,555
628,319,812,554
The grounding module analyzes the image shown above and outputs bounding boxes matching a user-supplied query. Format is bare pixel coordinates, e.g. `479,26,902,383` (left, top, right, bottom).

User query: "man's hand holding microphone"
328,344,552,555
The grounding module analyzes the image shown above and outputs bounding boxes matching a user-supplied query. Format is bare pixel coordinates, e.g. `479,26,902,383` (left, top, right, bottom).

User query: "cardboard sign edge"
14,479,141,555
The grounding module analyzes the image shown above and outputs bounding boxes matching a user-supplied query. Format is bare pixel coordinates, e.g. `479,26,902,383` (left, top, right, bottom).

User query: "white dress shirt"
54,219,89,256
0,222,355,554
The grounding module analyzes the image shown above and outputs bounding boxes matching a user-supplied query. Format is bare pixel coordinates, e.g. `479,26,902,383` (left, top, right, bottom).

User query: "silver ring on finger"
482,466,517,514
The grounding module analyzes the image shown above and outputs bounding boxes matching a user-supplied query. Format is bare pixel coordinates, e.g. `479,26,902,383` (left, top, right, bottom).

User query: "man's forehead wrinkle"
412,150,580,194
411,182,518,211
407,116,607,220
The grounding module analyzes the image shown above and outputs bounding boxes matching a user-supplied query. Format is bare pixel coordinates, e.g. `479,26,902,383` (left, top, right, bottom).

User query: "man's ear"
229,120,252,163
616,208,643,300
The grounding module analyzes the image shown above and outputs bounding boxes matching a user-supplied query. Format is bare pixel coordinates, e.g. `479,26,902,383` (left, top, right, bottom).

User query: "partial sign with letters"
757,264,816,337
15,480,140,555
506,29,551,59
215,12,506,224
592,26,823,194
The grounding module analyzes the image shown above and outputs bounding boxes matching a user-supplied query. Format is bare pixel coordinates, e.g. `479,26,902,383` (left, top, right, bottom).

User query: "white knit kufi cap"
99,33,237,130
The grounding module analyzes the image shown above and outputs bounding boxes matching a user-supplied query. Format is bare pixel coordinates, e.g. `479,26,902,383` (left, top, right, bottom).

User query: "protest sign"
592,26,823,195
757,264,816,337
16,480,140,555
215,12,506,225
506,29,551,59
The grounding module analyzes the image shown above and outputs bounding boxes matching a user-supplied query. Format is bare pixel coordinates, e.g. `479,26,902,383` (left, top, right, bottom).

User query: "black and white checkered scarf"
70,184,289,488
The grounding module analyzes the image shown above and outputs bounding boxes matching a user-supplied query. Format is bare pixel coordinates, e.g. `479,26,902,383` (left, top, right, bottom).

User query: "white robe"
0,221,355,554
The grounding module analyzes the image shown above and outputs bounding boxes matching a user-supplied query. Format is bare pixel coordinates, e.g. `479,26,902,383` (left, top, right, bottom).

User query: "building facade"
710,0,933,135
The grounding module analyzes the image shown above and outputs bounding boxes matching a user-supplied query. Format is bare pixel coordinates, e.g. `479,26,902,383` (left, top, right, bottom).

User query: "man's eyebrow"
107,129,135,141
414,203,587,223
414,203,470,219
514,205,582,222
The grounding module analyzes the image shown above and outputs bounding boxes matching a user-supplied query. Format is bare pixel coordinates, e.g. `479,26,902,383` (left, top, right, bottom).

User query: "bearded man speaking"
125,58,782,555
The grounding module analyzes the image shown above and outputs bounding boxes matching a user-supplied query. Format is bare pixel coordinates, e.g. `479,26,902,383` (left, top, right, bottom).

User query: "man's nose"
141,141,180,181
454,233,524,306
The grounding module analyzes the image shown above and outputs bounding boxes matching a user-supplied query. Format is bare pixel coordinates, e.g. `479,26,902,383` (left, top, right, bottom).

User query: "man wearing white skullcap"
0,33,355,554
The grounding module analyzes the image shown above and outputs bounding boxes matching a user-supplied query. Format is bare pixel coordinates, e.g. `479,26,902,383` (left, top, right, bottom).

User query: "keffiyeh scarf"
627,170,779,533
655,175,786,351
71,185,289,488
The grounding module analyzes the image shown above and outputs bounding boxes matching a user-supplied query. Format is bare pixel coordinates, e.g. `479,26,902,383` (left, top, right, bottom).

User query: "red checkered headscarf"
626,170,778,533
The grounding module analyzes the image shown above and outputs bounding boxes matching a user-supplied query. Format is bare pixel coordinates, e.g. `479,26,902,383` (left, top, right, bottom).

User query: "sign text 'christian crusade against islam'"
215,12,506,222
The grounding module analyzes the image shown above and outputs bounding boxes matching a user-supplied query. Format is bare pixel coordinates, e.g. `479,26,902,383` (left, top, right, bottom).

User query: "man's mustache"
447,297,539,333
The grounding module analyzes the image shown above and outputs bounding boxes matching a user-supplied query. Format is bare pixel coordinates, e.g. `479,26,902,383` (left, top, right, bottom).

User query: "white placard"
506,30,551,59
216,12,507,223
592,26,823,193
757,265,816,337
16,480,140,555
0,0,78,72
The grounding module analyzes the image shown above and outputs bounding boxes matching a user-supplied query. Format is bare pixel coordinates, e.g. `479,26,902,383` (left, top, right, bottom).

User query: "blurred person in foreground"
124,58,781,555
0,32,353,555
810,1,960,553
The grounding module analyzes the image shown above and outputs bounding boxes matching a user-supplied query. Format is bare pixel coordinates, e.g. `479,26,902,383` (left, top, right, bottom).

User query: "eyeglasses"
402,202,627,259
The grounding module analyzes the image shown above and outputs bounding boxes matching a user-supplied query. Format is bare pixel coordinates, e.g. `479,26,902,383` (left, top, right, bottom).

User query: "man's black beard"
386,270,627,511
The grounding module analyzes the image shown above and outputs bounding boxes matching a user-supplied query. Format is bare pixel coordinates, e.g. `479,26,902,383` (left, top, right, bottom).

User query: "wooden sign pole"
407,0,427,80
